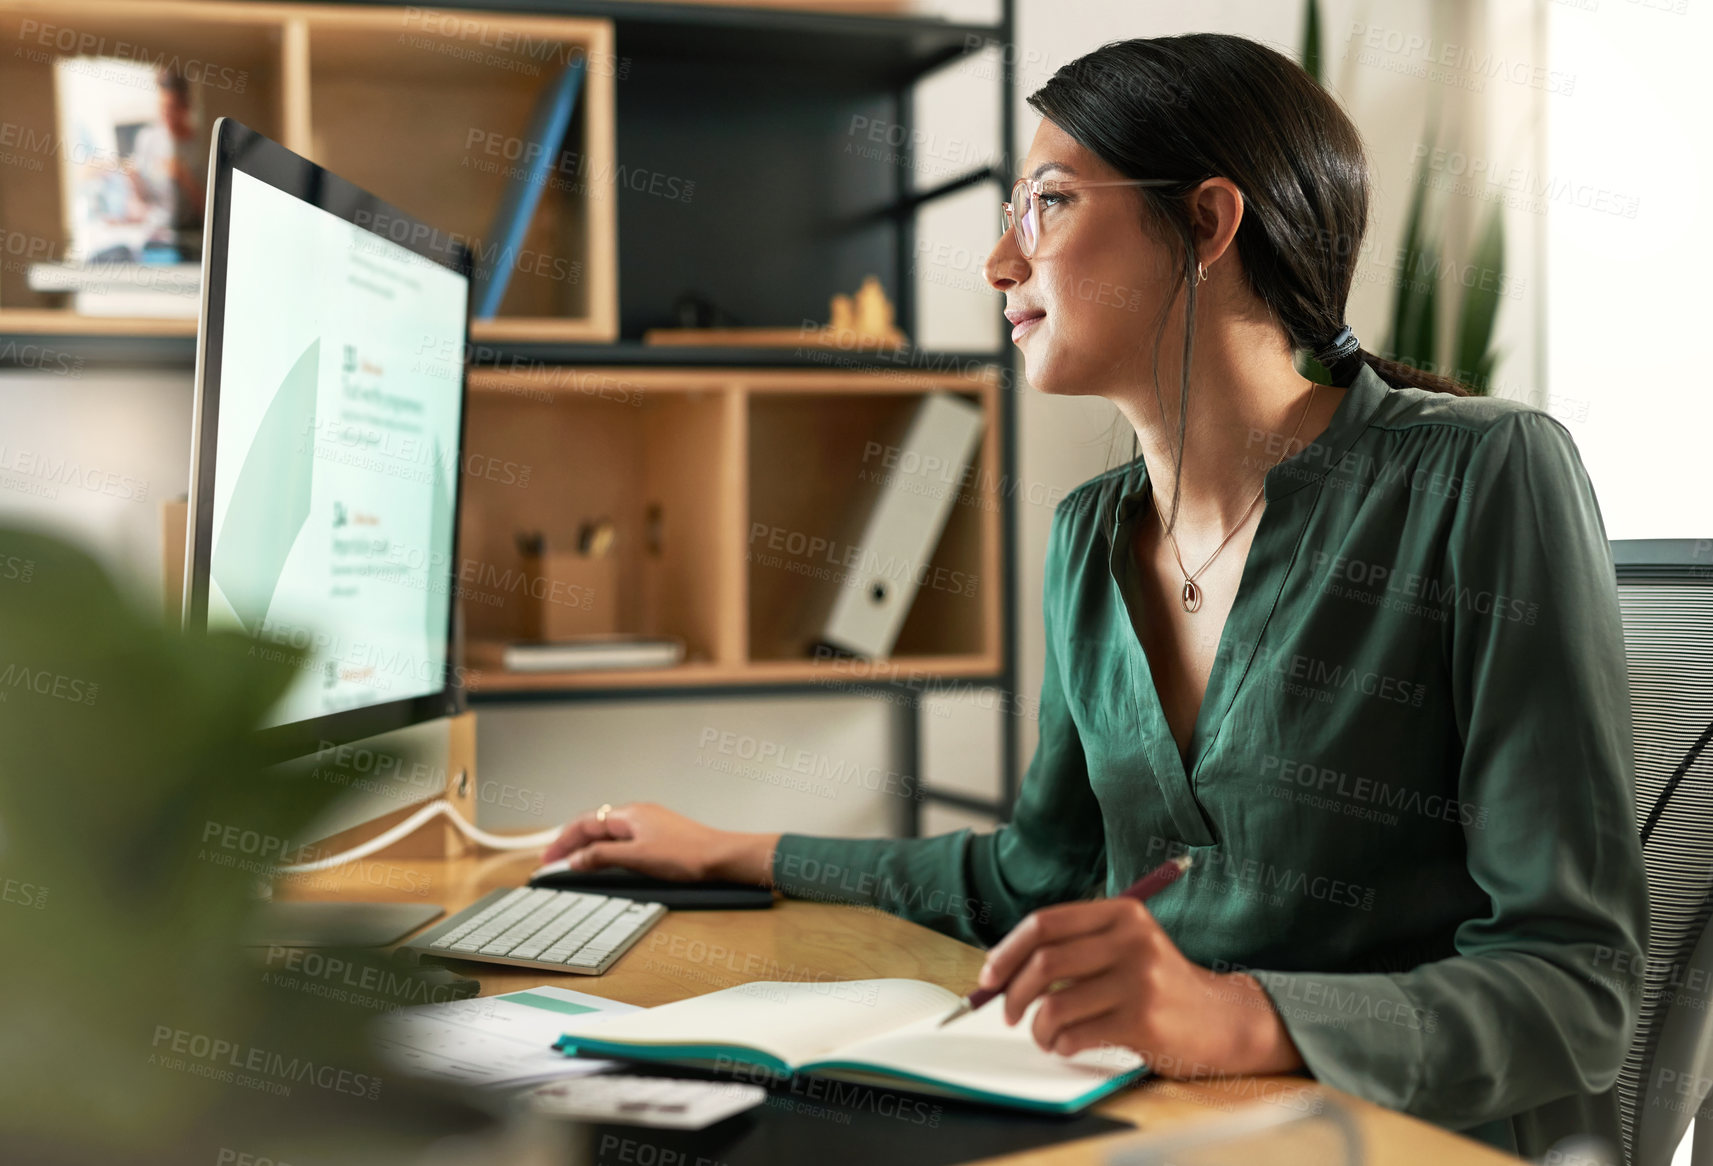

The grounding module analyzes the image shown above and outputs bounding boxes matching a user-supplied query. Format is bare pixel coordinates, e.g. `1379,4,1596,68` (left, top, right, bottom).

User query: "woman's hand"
542,802,780,886
978,898,1305,1078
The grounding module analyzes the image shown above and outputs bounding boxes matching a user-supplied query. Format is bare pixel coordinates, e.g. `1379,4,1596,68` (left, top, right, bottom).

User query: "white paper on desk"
370,986,640,1088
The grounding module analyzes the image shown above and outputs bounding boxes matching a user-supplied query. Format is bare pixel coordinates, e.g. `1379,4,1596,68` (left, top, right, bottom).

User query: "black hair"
1026,33,1471,535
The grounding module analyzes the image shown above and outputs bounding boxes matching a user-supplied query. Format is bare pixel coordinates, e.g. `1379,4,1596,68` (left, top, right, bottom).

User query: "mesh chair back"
1612,542,1713,1166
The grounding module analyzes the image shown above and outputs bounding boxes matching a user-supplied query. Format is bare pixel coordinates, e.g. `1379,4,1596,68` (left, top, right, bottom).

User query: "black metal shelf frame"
465,671,1010,836
455,0,1024,833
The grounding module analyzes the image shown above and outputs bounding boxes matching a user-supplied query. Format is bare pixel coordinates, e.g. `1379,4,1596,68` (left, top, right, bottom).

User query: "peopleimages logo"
0,445,145,500
776,854,991,925
1212,958,1440,1033
1144,837,1377,912
1251,644,1428,708
748,522,978,599
1311,550,1540,625
0,662,98,706
14,20,249,91
400,7,631,78
1261,754,1490,829
149,1026,383,1099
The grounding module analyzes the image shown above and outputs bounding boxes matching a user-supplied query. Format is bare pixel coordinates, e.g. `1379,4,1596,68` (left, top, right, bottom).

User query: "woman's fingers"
542,803,721,881
999,932,1119,1025
1035,991,1128,1059
542,819,594,862
1031,975,1126,1053
542,807,627,861
599,805,638,840
566,841,635,872
980,900,1135,990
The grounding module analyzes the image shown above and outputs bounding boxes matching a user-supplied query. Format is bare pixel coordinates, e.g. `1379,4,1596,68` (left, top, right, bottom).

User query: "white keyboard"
406,887,665,974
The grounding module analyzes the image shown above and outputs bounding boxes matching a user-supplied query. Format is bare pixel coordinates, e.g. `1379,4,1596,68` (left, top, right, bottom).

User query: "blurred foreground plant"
0,528,497,1164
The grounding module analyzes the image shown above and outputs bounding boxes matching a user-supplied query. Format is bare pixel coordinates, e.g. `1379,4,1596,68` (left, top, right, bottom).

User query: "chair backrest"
1612,540,1713,1166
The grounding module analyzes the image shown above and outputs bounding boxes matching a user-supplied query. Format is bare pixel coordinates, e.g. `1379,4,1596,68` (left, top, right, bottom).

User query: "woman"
544,34,1645,1159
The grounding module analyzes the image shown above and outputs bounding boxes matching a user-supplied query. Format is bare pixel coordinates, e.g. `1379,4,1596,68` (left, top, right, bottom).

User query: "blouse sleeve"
770,502,1109,948
1250,410,1648,1130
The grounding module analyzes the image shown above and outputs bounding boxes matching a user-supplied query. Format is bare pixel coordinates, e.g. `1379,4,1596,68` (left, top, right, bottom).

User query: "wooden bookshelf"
457,365,1003,694
0,311,606,344
0,0,616,341
0,0,1015,712
0,310,199,337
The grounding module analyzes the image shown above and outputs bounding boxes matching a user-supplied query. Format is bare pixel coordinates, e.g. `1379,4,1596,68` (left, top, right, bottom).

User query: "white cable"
275,800,451,874
275,799,563,875
444,809,564,852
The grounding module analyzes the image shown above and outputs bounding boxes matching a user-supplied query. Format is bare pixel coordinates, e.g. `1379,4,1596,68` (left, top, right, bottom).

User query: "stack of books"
28,262,199,318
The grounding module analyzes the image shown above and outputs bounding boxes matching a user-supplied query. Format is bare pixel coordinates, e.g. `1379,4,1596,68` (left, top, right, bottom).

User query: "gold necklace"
1149,382,1317,613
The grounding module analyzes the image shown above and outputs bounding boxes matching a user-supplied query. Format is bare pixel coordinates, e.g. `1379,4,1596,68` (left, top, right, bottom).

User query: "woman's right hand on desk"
542,802,780,887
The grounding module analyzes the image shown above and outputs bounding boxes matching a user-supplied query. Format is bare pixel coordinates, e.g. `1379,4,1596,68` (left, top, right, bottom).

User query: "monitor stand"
243,901,445,947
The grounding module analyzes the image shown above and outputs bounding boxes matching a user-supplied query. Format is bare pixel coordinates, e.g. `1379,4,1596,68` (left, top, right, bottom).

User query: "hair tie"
1312,324,1360,366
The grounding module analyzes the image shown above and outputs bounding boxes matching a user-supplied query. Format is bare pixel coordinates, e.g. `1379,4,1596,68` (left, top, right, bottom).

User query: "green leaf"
0,529,491,1162
1386,123,1442,375
1300,0,1323,85
1452,200,1505,395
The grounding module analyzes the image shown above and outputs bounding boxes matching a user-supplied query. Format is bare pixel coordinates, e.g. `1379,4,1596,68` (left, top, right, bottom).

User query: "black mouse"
527,860,774,910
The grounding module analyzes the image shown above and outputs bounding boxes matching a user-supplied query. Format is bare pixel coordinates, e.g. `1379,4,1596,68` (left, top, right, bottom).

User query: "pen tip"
1173,854,1194,871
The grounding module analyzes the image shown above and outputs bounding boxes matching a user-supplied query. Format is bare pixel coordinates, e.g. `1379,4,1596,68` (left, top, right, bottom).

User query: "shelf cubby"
0,0,616,343
459,366,741,680
0,1,289,313
458,364,1001,695
746,387,996,664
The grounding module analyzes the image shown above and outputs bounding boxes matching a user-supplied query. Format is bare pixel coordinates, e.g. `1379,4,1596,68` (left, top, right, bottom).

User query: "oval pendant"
1181,579,1202,613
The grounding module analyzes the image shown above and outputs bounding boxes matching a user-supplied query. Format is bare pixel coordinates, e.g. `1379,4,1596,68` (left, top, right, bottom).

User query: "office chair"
1612,540,1713,1166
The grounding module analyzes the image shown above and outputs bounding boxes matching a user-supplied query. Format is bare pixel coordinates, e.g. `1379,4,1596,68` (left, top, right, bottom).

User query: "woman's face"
984,119,1184,398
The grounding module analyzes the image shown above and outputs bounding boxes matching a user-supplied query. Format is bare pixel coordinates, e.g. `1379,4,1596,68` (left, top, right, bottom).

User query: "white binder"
816,393,985,658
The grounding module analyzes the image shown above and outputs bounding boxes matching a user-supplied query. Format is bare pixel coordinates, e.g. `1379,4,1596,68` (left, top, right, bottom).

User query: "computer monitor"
184,119,472,943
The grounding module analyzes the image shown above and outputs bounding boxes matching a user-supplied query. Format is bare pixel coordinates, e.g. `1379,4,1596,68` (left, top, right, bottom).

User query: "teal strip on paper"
504,992,599,1018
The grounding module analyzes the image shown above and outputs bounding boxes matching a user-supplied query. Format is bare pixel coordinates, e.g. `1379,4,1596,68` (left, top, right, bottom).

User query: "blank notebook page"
804,993,1147,1105
555,978,962,1067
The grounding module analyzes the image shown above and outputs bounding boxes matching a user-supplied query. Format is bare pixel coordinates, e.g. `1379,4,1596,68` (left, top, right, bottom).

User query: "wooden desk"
284,852,1521,1166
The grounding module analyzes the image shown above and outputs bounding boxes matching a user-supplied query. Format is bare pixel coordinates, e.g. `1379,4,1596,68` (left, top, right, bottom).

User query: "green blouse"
770,363,1647,1159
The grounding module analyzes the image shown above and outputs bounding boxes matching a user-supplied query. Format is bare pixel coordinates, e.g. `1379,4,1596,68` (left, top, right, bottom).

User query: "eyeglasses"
1002,176,1192,258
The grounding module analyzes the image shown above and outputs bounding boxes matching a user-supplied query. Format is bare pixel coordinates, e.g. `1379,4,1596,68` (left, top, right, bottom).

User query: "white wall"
0,367,195,610
475,697,903,839
1546,0,1712,540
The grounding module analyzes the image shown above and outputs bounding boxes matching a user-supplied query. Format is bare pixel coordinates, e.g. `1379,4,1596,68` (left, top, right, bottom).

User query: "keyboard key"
589,917,645,951
412,888,662,972
515,925,592,960
519,898,604,950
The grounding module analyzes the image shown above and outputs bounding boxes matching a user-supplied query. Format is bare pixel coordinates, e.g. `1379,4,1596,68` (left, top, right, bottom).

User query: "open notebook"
550,978,1148,1114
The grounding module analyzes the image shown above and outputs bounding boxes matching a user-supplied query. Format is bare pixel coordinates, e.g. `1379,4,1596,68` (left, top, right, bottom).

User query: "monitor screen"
199,163,468,730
